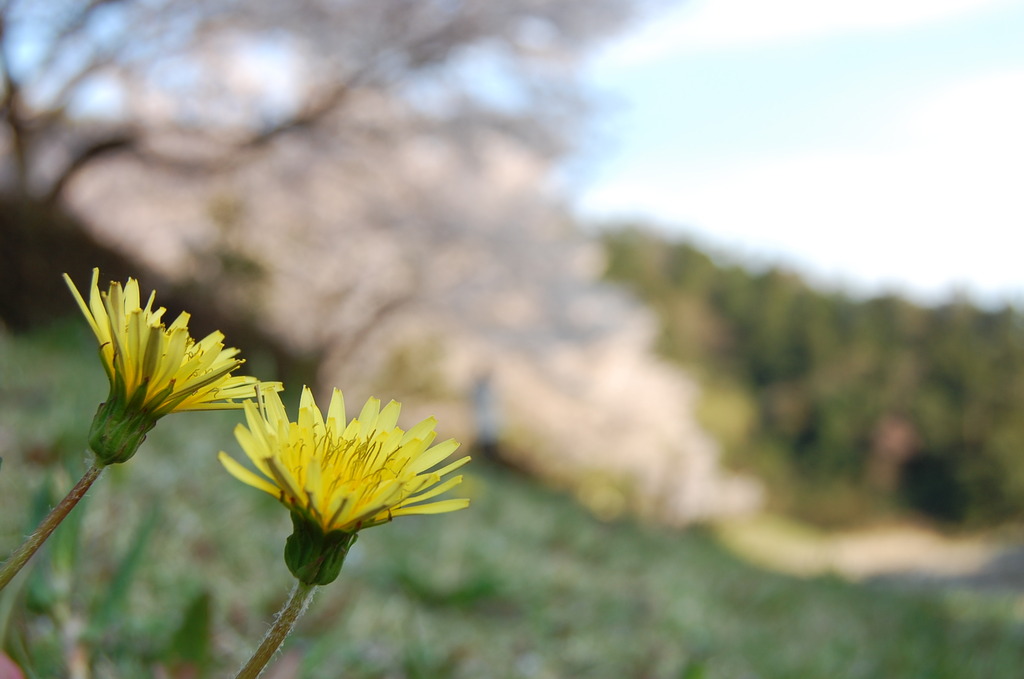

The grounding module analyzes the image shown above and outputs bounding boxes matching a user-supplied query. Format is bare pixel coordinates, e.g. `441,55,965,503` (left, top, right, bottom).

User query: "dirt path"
713,516,1024,591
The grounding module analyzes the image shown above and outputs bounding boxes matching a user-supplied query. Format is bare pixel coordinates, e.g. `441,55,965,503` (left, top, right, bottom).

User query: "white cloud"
600,0,1015,68
905,70,1024,151
579,69,1024,303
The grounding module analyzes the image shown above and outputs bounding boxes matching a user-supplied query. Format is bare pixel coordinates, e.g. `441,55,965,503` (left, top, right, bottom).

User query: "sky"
576,0,1024,306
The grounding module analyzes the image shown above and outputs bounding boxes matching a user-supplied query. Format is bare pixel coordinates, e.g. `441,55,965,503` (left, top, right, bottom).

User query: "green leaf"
22,464,92,616
680,659,707,679
49,463,90,577
88,506,160,633
164,590,212,671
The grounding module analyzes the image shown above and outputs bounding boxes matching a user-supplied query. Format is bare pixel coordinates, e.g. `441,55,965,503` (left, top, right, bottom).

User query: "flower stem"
235,581,318,679
0,463,105,592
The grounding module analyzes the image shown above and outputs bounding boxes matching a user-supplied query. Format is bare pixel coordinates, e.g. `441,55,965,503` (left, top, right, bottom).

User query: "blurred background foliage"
602,225,1024,527
4,0,1024,676
0,0,644,378
0,0,759,529
2,323,1024,678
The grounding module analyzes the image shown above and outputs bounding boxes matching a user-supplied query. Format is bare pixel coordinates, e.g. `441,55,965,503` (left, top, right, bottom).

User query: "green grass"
2,319,1023,678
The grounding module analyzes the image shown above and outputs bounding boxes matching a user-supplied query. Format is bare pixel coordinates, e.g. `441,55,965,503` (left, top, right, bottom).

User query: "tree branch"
0,11,28,193
239,69,366,152
45,132,137,205
32,0,128,83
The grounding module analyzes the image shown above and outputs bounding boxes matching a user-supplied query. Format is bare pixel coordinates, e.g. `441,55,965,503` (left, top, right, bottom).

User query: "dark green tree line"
602,225,1024,526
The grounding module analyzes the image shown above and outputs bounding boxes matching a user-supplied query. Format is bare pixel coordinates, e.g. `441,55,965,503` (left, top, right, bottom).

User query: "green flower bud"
88,395,159,466
284,512,358,586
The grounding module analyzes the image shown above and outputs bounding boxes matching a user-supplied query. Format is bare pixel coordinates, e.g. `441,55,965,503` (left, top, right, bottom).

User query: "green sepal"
87,394,159,466
284,512,357,586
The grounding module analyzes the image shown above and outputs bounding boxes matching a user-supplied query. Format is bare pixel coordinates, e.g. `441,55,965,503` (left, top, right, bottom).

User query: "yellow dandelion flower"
64,268,267,464
219,385,470,584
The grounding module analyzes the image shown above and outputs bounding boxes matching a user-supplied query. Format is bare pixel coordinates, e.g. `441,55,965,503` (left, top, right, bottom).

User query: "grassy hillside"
2,320,1023,678
601,225,1024,527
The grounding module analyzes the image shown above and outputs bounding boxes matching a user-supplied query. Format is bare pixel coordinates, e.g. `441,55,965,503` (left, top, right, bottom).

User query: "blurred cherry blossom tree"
2,0,761,521
0,0,642,203
0,0,647,331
